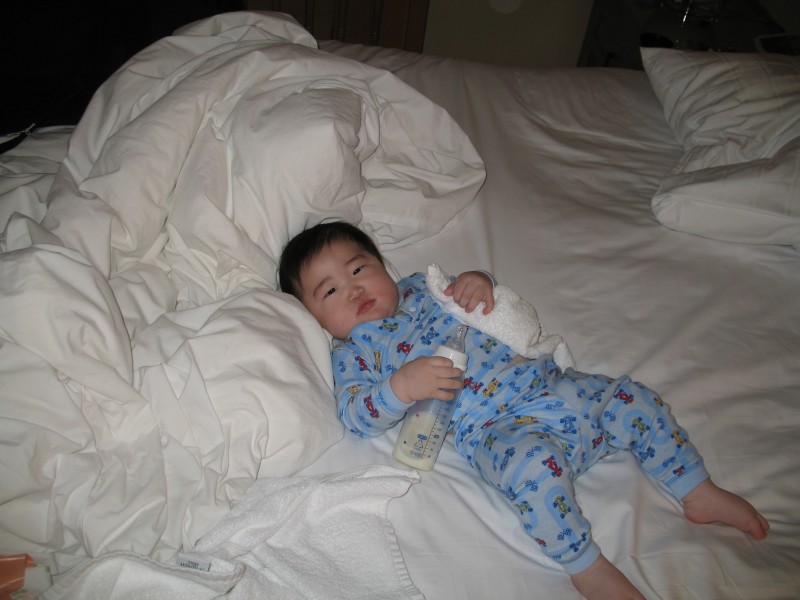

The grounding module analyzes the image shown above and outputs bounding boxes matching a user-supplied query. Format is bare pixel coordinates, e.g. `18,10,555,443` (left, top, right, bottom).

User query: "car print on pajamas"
483,379,501,398
542,455,563,477
364,396,379,419
671,430,687,448
380,320,399,332
614,389,635,404
464,377,483,393
553,495,571,518
631,416,650,435
514,415,538,424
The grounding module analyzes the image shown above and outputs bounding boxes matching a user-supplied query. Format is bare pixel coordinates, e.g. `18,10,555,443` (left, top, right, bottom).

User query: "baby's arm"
333,335,464,437
333,344,410,438
444,271,495,314
333,344,460,437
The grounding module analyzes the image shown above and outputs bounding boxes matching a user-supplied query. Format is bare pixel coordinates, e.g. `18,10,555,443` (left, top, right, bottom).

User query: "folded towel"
427,264,574,370
42,465,422,600
195,464,423,600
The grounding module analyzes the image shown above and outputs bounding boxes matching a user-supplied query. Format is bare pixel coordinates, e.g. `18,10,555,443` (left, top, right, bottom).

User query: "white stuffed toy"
426,264,574,371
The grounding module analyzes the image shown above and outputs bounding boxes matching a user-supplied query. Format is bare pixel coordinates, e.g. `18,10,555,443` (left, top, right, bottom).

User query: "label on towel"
176,553,212,572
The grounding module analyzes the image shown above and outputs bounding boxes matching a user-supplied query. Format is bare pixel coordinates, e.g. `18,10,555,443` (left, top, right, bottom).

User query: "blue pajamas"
456,359,707,573
333,273,708,574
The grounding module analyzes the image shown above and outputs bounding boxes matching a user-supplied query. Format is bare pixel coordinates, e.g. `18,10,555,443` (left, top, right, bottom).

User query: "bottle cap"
434,346,468,371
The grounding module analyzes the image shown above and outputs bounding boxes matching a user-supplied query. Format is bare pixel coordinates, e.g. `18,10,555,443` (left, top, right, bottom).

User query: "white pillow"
47,14,484,296
136,288,344,482
641,48,800,249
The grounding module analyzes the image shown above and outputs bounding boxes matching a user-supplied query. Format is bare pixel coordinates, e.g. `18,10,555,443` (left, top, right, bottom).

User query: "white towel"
42,465,423,600
195,465,423,600
41,552,245,600
427,264,575,370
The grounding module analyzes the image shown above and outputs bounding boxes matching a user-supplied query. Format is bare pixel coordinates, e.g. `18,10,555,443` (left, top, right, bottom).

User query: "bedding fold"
0,9,484,583
42,11,484,305
40,466,423,600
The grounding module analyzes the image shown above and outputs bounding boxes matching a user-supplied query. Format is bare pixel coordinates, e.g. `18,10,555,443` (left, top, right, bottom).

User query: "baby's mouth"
357,299,375,315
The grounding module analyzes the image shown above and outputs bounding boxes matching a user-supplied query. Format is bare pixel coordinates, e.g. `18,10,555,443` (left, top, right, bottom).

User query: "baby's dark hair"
279,221,383,299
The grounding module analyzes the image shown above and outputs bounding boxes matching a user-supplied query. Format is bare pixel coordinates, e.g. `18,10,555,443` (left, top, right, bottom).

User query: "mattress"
306,39,800,600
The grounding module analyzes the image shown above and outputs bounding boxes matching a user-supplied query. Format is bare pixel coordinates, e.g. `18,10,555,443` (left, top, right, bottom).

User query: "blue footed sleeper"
332,272,709,574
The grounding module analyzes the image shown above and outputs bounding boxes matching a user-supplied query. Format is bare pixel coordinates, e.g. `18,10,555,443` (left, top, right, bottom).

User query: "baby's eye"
324,287,336,297
352,266,362,275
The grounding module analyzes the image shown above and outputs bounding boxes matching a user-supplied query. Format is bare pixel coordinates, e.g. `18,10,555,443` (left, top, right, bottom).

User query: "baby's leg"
600,379,769,538
682,478,769,538
570,554,645,600
469,415,605,577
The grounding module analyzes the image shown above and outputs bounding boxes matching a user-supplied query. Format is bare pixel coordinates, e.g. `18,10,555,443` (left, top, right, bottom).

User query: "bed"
1,10,798,600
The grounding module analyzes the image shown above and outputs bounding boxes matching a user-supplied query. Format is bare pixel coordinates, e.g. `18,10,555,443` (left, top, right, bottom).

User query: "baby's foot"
682,479,769,539
570,554,645,600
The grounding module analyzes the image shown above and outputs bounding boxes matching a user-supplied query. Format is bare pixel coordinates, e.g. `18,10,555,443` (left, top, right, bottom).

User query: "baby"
278,221,769,600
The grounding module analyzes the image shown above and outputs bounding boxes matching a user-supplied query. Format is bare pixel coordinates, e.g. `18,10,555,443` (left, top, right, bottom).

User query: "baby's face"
299,239,399,339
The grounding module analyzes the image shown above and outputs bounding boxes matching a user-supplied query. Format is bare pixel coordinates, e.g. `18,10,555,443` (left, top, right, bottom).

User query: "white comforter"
0,11,484,576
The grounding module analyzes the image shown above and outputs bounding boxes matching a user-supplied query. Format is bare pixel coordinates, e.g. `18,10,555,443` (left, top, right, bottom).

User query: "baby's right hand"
390,356,463,404
444,271,495,314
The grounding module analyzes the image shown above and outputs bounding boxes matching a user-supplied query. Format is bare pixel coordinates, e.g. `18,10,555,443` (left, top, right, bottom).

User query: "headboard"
245,0,430,52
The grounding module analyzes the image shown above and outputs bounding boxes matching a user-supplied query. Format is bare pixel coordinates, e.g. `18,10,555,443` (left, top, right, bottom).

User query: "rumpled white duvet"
0,9,484,591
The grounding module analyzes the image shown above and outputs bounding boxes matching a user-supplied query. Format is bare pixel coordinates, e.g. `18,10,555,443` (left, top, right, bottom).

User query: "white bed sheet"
0,14,798,599
303,41,800,599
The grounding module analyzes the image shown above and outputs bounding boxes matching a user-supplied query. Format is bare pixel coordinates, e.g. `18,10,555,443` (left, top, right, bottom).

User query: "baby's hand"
444,271,495,314
391,356,464,404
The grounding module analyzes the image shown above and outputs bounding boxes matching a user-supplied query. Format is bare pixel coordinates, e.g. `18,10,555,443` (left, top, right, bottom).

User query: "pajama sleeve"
332,342,410,438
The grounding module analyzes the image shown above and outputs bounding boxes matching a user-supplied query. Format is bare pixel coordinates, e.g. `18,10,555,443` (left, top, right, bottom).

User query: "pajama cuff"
559,540,602,575
475,270,496,287
667,462,710,501
377,377,412,418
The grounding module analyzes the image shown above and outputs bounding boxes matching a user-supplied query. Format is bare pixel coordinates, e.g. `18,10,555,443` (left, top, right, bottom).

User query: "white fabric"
42,553,244,600
195,465,423,600
0,127,73,230
0,10,484,583
41,466,422,600
42,11,484,300
307,40,800,600
0,241,341,571
641,47,800,248
3,17,800,600
426,263,574,369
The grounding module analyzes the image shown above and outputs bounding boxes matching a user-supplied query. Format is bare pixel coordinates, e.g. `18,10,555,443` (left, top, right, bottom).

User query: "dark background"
2,0,245,134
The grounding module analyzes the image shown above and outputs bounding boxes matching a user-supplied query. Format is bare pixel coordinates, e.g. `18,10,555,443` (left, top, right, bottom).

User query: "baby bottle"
392,324,469,471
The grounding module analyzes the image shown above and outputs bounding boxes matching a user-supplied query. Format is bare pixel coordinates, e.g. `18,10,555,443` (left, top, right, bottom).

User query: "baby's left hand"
444,271,495,314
